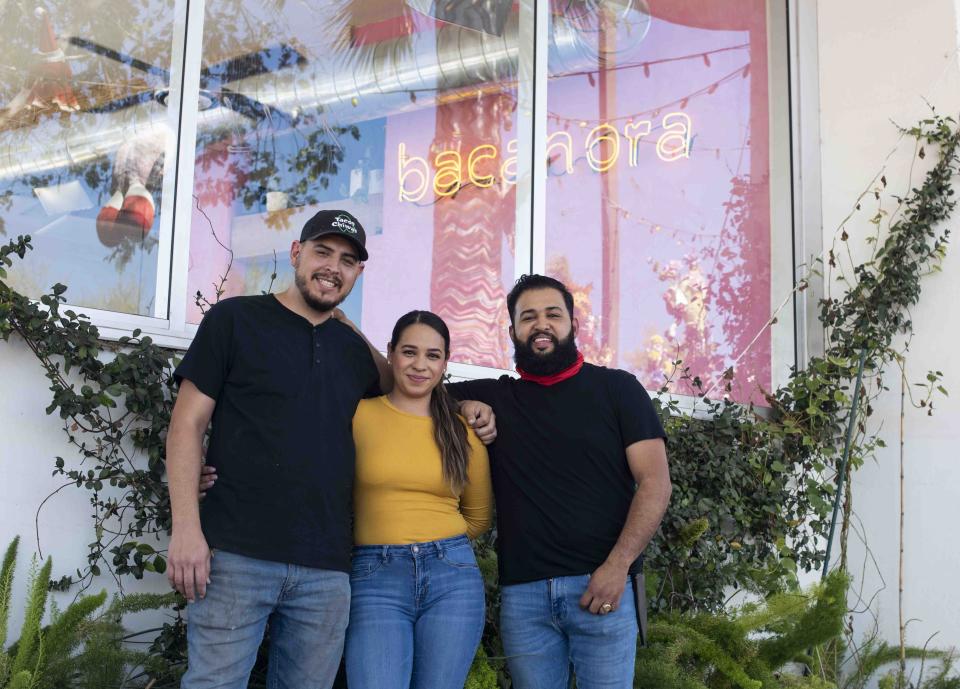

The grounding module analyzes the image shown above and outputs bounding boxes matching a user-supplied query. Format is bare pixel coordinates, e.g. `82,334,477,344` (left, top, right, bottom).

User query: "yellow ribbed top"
352,396,493,545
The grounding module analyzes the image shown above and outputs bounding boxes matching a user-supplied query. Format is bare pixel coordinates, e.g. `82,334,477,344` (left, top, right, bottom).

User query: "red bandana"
517,351,584,386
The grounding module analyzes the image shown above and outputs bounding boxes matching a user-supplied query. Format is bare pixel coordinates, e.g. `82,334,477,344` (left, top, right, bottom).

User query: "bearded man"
166,210,391,689
448,273,672,689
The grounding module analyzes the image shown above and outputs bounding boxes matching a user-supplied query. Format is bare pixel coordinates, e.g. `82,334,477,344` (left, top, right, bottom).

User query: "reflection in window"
545,0,774,404
186,1,526,370
0,1,175,315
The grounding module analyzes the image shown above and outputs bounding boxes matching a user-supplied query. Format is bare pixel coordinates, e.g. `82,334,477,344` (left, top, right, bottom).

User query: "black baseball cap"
299,209,368,261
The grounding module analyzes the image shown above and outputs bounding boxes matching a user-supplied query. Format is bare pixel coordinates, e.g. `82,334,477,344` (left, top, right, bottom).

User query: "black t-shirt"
449,363,666,585
174,294,379,572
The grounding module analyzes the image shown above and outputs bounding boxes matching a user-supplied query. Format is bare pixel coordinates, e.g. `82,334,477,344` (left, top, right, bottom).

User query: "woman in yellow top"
205,309,492,687
345,309,492,689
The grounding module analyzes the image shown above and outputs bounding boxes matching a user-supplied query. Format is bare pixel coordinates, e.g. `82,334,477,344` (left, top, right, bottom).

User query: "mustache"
311,271,342,288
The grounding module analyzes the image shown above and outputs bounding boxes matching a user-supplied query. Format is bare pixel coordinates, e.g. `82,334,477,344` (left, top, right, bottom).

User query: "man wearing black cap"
166,210,390,688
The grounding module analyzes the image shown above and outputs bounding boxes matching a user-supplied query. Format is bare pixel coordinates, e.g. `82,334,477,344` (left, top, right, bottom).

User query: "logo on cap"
332,214,358,234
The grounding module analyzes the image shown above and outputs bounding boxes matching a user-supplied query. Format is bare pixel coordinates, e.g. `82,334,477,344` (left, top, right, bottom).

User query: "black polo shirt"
449,364,666,585
174,294,379,572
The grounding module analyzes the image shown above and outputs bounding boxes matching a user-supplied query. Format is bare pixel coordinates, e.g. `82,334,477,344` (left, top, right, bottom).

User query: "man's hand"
168,525,212,602
198,465,217,499
579,559,629,615
166,380,217,603
580,437,670,616
460,400,497,445
331,308,394,393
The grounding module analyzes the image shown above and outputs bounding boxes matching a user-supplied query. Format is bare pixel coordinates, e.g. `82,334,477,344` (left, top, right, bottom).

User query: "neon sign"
398,113,692,202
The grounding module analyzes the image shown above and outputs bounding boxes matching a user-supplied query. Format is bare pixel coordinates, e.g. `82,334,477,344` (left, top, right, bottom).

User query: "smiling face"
510,287,578,354
290,235,364,314
388,322,448,402
510,287,580,376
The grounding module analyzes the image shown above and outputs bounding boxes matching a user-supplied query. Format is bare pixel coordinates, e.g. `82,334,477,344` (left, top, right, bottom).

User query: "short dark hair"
506,274,575,324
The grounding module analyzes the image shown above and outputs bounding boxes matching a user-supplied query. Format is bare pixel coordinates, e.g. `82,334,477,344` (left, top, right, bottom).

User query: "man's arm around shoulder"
447,378,500,445
331,308,393,393
580,438,671,614
166,379,216,602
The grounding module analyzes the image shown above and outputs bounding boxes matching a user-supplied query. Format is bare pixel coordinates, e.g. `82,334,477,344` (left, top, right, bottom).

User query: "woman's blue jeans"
344,534,486,689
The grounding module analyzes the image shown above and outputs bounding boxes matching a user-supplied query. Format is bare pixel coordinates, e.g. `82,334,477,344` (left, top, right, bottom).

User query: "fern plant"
634,570,850,689
839,637,959,689
0,536,179,689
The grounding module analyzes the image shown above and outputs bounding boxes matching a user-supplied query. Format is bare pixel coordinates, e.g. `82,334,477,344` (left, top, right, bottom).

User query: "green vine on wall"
0,114,956,617
645,111,956,610
0,250,177,586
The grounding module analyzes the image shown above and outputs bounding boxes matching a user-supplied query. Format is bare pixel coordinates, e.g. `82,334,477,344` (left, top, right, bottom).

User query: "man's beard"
512,329,579,376
294,270,345,313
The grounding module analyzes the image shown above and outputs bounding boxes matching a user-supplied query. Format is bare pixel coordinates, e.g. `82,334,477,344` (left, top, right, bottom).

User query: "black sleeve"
173,301,234,401
614,371,667,448
446,377,501,405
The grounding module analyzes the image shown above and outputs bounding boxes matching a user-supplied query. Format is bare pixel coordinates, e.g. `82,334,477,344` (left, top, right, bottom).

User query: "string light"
548,63,751,127
562,42,748,81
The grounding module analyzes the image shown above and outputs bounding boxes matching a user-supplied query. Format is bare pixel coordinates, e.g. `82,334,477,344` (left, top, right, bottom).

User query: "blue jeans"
181,549,350,689
500,574,639,689
345,534,486,689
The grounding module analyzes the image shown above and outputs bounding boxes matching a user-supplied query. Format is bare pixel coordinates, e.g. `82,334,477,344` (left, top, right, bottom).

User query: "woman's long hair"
389,311,471,495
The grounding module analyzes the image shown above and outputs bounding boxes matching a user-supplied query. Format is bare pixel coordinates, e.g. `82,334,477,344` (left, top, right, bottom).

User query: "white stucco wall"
817,0,960,654
0,335,170,644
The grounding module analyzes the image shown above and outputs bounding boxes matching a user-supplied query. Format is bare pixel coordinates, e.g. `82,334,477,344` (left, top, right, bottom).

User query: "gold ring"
600,602,613,614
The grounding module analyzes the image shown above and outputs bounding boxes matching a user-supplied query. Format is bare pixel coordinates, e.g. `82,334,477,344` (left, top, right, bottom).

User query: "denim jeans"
345,534,486,689
181,549,350,689
500,574,639,689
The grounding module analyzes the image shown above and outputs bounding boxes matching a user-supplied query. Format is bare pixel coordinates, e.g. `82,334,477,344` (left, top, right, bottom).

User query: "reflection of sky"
0,0,174,315
545,13,767,396
227,120,387,217
1,162,158,315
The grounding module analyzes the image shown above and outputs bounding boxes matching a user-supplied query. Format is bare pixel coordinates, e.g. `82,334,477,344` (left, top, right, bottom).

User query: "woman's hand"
331,307,359,333
198,464,217,499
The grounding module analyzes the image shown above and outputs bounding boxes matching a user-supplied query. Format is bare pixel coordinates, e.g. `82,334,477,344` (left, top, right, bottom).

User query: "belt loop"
381,545,389,562
437,539,445,559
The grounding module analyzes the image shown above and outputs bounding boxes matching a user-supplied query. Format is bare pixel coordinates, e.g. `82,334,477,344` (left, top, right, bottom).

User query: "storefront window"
186,0,530,370
2,0,792,394
0,1,176,316
544,0,777,403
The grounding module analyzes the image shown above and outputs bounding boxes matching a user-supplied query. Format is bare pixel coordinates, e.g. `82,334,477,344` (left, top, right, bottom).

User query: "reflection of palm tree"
430,93,514,369
341,0,514,368
549,255,613,366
